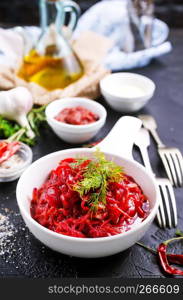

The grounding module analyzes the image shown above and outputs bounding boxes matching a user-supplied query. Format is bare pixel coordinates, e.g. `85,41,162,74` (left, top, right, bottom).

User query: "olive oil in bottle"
18,0,83,90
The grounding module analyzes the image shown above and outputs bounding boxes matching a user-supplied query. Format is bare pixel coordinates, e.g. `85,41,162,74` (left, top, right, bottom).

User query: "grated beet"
30,158,150,238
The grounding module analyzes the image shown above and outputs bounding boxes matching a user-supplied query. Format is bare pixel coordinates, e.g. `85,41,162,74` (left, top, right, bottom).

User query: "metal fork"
139,115,183,187
135,128,177,228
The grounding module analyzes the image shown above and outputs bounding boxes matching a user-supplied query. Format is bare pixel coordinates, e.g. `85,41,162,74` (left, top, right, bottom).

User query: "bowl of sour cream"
100,73,156,113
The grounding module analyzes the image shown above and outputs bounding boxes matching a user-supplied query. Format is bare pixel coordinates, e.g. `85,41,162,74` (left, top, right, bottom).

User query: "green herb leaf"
73,149,123,211
0,105,47,146
28,105,47,136
70,157,89,168
75,173,103,196
0,116,35,146
0,116,20,138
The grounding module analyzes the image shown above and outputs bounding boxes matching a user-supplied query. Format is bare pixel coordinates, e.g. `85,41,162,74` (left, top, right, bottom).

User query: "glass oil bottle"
18,0,83,90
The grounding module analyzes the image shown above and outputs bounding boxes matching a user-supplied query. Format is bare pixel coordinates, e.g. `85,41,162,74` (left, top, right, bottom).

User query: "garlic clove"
0,86,35,139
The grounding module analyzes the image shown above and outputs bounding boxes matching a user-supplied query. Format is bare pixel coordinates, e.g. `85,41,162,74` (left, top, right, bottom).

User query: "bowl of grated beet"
16,116,159,258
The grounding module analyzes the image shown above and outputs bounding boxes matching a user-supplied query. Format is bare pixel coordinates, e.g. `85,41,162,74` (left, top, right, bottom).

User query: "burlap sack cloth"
0,30,112,105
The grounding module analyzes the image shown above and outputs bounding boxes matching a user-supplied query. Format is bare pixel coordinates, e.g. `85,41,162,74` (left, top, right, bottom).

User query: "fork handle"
146,127,165,148
138,145,155,176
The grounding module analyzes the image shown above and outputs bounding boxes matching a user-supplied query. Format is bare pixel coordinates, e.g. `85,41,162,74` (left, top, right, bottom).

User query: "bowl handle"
95,116,142,160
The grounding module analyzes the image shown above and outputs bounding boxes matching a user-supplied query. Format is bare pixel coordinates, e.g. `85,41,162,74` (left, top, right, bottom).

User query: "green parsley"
0,105,47,145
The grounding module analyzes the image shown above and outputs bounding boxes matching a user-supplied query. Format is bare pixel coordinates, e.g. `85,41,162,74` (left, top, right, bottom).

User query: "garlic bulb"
0,87,35,138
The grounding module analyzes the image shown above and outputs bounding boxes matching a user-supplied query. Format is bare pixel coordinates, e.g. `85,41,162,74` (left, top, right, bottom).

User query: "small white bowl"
0,142,33,182
45,97,107,144
100,73,156,113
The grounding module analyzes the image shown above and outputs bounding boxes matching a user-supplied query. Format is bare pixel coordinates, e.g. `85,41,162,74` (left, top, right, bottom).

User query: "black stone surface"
0,29,183,278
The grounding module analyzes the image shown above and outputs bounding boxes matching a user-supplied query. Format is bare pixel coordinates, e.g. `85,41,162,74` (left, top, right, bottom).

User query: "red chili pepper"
157,237,183,275
0,141,8,156
137,240,183,268
0,141,20,164
167,253,183,266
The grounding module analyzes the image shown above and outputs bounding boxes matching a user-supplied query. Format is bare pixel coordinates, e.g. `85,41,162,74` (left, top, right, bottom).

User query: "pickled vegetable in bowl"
31,150,150,238
55,106,99,125
17,116,158,257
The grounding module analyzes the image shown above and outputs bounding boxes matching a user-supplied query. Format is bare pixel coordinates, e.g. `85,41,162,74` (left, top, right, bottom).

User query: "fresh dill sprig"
73,149,123,211
70,157,89,168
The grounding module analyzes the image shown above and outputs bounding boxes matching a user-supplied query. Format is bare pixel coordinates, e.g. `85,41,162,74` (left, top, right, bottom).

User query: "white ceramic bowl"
16,117,159,258
45,97,107,144
0,142,33,182
100,73,156,113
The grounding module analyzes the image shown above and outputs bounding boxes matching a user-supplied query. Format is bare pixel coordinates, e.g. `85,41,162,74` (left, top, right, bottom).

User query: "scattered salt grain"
0,212,16,256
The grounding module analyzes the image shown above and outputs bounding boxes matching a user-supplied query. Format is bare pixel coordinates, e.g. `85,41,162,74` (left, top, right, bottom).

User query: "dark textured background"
0,28,183,278
0,0,183,27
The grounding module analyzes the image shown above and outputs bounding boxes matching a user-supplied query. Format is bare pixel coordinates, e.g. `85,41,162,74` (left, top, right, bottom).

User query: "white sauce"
111,85,145,98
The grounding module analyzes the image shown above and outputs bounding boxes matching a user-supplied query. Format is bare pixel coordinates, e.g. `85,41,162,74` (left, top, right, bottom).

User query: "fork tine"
156,187,167,228
159,151,174,185
156,210,163,228
175,150,183,180
170,152,183,187
164,153,178,187
166,183,178,227
160,184,172,228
